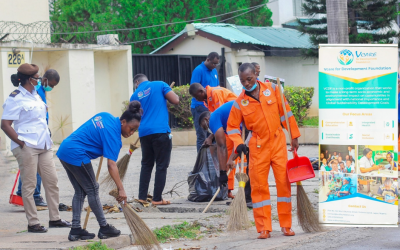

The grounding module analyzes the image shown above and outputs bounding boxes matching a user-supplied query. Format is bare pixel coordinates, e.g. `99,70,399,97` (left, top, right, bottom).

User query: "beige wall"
0,42,133,149
165,35,231,56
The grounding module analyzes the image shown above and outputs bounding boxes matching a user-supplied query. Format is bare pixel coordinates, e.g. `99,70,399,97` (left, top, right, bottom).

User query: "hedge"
167,84,193,129
283,86,314,126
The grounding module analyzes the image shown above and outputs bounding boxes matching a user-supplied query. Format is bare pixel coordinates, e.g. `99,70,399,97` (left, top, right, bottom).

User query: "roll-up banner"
318,44,398,227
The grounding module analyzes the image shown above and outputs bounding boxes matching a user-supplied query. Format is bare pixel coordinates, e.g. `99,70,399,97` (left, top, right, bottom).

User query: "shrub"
283,86,314,126
167,84,193,129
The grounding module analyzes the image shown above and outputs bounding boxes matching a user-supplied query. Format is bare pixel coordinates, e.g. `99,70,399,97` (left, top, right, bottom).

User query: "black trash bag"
308,157,319,170
187,145,228,202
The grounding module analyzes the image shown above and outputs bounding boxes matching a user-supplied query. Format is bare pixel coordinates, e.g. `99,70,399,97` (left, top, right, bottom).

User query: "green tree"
298,0,398,58
50,0,273,53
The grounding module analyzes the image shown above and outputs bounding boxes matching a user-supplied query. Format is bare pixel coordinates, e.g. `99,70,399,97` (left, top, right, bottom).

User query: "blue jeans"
191,105,209,152
17,173,42,198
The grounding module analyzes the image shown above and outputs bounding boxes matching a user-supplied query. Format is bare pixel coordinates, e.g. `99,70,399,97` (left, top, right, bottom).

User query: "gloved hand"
236,144,248,156
219,170,228,186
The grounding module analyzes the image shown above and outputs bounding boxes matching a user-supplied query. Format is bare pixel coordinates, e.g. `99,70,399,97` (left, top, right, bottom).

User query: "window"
293,0,305,17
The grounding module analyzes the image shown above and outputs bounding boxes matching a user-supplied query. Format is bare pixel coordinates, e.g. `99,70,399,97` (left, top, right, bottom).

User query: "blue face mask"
243,83,257,92
35,80,41,91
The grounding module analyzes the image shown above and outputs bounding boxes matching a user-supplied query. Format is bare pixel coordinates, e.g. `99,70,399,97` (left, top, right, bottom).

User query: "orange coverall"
227,80,301,233
205,86,237,112
225,134,247,190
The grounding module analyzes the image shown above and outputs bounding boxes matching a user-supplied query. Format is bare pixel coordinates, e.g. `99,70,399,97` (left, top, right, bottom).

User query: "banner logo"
337,49,354,65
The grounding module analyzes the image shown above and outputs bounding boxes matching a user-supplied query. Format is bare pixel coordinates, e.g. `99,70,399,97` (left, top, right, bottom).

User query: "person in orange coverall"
189,83,237,112
227,63,300,239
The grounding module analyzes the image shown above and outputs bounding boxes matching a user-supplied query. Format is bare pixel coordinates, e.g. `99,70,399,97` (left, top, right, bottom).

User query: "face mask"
243,83,257,92
35,80,41,91
44,85,53,92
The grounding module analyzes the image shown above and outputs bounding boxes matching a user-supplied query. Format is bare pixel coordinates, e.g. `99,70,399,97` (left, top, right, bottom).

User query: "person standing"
227,63,300,239
190,52,220,151
57,102,142,241
16,69,60,207
131,74,179,206
1,63,70,233
251,62,261,80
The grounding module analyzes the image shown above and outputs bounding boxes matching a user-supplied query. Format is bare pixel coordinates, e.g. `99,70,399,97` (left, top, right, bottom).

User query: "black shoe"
246,202,253,209
34,197,47,207
28,224,48,233
98,224,121,239
68,227,95,241
49,219,72,228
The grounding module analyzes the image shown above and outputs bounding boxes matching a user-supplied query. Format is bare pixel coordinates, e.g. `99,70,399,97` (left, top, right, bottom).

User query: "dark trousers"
191,105,209,152
17,173,41,198
245,155,252,203
60,160,107,228
139,133,172,202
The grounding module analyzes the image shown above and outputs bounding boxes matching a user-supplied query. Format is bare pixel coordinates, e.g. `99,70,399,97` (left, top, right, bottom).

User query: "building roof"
151,23,312,54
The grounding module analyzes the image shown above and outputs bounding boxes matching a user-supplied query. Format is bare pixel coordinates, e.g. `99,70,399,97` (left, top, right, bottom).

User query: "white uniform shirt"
2,85,52,150
359,156,374,170
349,149,355,160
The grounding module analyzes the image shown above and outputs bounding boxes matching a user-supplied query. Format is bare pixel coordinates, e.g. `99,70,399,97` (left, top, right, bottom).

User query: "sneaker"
49,219,72,228
34,197,47,207
68,227,95,241
246,202,253,209
98,224,121,239
28,224,48,233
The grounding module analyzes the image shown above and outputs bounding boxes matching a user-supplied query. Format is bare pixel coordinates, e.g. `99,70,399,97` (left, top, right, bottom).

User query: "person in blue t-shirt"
16,69,60,207
57,101,142,241
198,101,252,207
190,52,220,152
131,74,179,206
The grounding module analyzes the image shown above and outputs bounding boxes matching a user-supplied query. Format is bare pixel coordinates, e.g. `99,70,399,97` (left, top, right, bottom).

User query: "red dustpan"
287,150,315,183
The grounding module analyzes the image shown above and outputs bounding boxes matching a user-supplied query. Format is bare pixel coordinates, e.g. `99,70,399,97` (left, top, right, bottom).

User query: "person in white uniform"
359,148,384,173
1,63,70,233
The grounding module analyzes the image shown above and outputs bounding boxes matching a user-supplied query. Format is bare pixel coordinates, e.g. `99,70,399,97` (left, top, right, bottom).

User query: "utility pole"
326,0,349,44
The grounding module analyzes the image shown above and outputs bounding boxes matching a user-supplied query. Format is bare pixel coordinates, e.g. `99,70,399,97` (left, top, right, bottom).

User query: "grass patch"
71,241,112,250
303,116,318,127
153,221,200,243
313,188,319,194
17,230,27,233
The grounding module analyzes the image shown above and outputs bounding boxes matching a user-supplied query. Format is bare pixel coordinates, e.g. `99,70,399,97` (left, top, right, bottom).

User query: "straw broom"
227,127,251,231
277,78,322,233
100,138,140,192
109,189,161,250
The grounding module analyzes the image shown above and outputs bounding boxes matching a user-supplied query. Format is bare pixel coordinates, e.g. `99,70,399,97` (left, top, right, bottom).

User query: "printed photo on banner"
319,145,356,173
358,176,398,205
357,145,397,177
319,172,358,202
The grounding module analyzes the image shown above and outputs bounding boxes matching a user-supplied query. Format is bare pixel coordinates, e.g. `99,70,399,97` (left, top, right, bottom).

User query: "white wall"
0,0,49,23
165,35,230,56
269,0,295,27
264,56,319,116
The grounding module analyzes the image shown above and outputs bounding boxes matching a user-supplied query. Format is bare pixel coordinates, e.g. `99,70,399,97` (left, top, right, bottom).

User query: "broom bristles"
297,185,323,233
100,143,138,192
227,173,251,231
109,190,161,250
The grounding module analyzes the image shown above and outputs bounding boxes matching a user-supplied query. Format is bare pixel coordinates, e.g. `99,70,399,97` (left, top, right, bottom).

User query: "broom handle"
240,123,246,174
133,137,140,146
202,169,231,213
277,79,301,186
83,156,104,229
170,81,175,88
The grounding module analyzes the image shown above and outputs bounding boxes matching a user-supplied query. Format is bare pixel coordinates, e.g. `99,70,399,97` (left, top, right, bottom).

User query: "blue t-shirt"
190,62,219,108
37,86,49,123
57,112,122,166
209,101,234,135
130,81,172,137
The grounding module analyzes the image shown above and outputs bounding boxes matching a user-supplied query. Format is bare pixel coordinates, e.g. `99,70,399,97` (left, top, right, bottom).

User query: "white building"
151,23,319,116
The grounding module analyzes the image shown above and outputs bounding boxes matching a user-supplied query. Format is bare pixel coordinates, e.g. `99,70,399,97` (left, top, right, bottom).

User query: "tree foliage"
51,0,273,54
298,0,398,58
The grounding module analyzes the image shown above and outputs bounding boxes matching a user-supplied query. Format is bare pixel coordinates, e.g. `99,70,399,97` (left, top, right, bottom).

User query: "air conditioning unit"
97,34,119,45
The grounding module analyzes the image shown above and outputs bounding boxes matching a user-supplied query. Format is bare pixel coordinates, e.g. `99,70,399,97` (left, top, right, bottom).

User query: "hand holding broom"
227,126,251,231
277,78,322,233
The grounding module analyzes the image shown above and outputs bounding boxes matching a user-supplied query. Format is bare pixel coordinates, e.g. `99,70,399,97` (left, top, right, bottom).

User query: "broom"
109,189,161,250
100,138,140,192
227,127,251,231
277,78,322,233
202,169,231,213
83,156,104,229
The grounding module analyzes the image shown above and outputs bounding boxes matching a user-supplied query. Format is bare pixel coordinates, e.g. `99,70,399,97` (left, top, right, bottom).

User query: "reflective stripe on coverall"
205,86,237,112
227,80,301,232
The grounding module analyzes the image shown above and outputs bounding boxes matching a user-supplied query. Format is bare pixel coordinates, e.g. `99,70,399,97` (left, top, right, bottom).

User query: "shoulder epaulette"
9,90,21,97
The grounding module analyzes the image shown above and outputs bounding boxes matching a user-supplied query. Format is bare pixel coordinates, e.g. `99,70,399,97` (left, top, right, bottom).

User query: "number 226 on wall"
7,52,25,68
